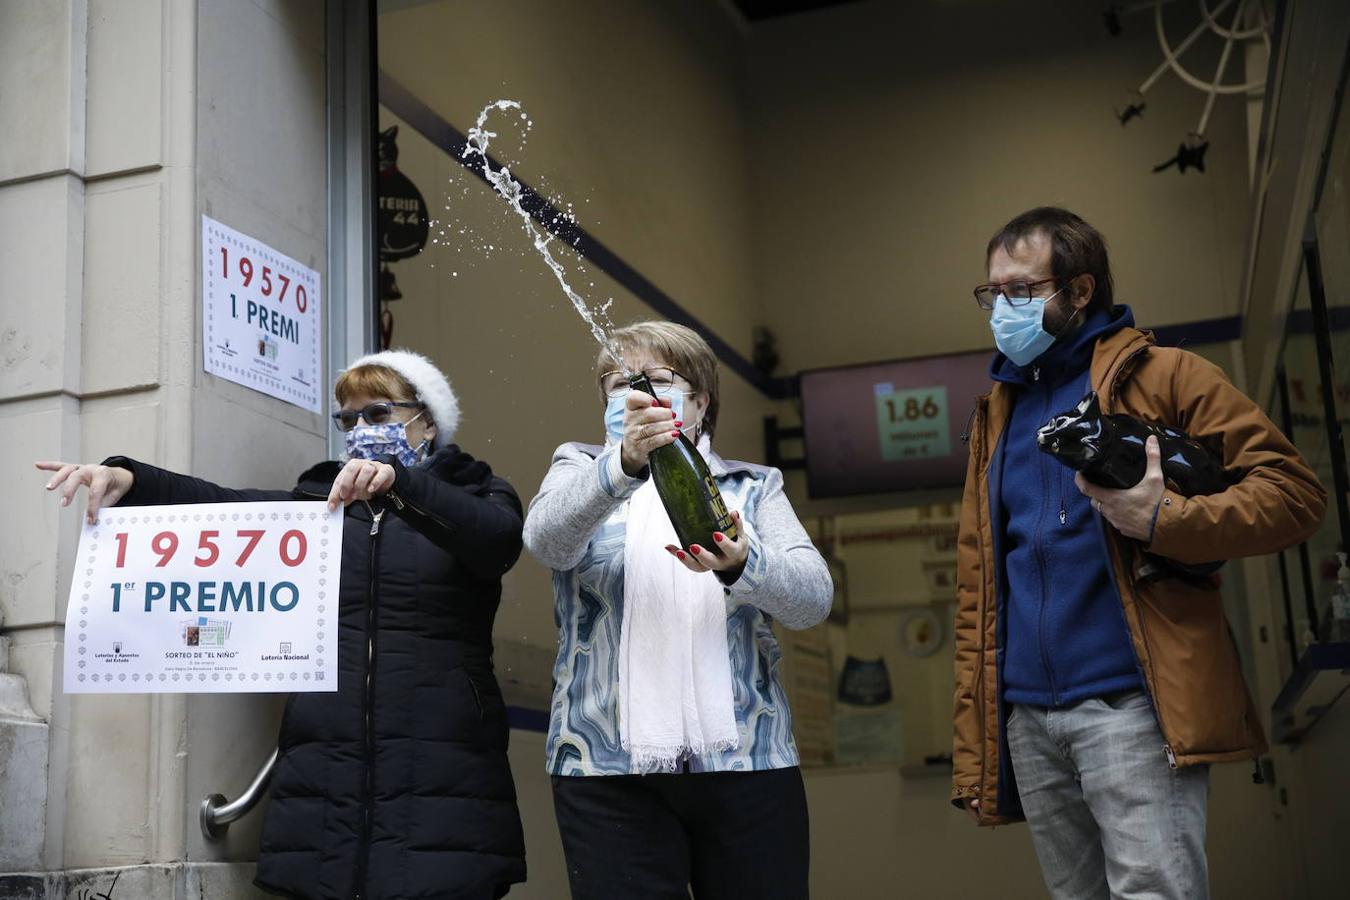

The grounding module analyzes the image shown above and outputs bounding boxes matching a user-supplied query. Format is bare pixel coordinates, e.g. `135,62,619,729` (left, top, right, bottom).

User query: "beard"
1043,292,1087,338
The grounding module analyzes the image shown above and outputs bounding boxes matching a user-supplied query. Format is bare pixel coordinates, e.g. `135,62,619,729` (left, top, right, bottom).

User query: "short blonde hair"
334,365,429,424
596,321,721,439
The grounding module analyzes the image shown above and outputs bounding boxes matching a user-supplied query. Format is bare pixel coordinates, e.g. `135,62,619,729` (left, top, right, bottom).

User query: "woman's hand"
621,390,681,477
36,461,134,524
665,510,748,581
327,459,395,511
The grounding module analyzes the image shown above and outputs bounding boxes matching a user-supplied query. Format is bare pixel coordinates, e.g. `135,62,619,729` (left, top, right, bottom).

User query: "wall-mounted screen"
799,349,995,499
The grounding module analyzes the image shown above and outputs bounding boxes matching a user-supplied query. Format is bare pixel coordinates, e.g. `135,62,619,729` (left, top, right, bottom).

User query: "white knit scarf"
618,436,740,771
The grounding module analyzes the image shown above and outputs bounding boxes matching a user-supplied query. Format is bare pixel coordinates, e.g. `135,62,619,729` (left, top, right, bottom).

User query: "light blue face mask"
989,287,1067,367
605,390,689,444
345,411,429,467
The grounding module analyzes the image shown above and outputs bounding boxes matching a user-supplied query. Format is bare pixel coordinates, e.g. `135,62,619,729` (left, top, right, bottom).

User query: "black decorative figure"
752,326,780,377
1037,392,1234,497
1153,137,1209,174
376,126,430,348
378,126,430,261
1104,5,1123,37
1117,100,1146,126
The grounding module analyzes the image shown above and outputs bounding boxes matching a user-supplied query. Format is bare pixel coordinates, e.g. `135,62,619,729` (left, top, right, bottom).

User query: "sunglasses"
331,401,424,431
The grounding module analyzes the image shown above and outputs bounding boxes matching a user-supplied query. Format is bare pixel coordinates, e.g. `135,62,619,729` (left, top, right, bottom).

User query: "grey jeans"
1006,690,1210,900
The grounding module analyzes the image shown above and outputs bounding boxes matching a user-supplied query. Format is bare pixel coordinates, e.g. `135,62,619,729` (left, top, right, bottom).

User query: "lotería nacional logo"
260,640,310,662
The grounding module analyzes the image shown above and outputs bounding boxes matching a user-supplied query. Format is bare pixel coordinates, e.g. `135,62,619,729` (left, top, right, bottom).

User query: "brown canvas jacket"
951,325,1326,826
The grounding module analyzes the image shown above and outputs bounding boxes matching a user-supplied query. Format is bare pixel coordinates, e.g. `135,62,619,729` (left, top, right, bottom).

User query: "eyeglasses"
599,367,693,399
973,276,1072,310
331,401,424,431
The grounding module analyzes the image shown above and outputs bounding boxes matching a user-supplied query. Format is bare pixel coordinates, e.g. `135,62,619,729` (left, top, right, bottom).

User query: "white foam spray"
462,101,625,369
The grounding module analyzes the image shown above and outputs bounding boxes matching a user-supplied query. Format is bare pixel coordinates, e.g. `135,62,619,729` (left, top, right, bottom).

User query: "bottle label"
703,474,737,537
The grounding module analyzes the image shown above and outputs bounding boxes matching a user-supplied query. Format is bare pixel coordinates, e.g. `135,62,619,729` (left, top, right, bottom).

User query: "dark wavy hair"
986,207,1114,315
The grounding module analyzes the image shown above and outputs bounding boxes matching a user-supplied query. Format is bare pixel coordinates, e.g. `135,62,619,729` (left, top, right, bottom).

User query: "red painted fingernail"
671,410,677,419
673,421,683,427
690,545,702,555
676,550,686,560
670,430,680,436
713,533,724,543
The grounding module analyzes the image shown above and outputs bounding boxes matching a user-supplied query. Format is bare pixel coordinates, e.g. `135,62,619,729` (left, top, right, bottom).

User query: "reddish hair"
334,365,419,407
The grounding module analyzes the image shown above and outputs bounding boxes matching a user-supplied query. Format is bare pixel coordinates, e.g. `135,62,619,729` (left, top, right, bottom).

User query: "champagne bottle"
629,372,739,566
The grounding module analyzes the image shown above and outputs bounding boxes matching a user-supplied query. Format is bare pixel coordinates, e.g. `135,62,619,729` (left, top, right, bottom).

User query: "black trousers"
551,766,810,900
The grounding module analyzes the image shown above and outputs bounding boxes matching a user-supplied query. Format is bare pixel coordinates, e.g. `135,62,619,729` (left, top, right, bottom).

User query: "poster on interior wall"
64,502,341,693
201,215,322,413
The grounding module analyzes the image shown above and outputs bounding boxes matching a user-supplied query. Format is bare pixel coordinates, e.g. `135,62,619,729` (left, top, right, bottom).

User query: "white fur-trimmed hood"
344,349,460,449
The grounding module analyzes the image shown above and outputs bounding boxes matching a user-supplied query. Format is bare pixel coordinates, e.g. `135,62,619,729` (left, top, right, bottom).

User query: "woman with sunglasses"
523,321,832,900
36,349,527,900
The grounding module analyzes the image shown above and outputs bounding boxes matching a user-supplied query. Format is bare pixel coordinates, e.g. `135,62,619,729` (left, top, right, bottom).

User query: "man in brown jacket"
952,207,1325,899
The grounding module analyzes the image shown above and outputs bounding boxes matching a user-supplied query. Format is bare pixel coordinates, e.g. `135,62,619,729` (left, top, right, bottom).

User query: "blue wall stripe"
1151,315,1242,347
379,70,793,398
1288,305,1350,335
1115,307,1350,348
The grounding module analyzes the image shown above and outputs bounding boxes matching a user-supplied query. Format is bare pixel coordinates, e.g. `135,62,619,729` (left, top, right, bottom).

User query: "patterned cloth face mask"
345,410,429,466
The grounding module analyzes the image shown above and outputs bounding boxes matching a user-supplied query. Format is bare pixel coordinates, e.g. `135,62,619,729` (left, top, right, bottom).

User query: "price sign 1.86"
882,394,941,423
874,385,951,462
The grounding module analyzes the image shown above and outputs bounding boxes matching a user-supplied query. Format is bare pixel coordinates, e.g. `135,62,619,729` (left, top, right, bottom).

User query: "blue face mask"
989,287,1067,367
605,390,689,444
345,413,429,467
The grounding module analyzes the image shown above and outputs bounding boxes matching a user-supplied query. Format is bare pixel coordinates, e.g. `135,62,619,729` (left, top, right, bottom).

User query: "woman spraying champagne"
524,321,831,900
626,369,737,567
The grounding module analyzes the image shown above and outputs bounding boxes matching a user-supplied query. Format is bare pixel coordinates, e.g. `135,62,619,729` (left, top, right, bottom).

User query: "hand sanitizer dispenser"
1331,552,1350,643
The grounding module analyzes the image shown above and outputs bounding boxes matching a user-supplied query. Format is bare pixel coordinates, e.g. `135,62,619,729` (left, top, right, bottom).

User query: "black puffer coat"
105,447,527,899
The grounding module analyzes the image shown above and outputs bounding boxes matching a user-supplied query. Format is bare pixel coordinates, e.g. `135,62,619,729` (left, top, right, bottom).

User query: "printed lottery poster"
65,502,342,693
202,215,323,413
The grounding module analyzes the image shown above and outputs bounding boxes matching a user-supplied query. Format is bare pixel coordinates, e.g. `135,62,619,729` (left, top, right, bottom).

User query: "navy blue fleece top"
993,306,1143,707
